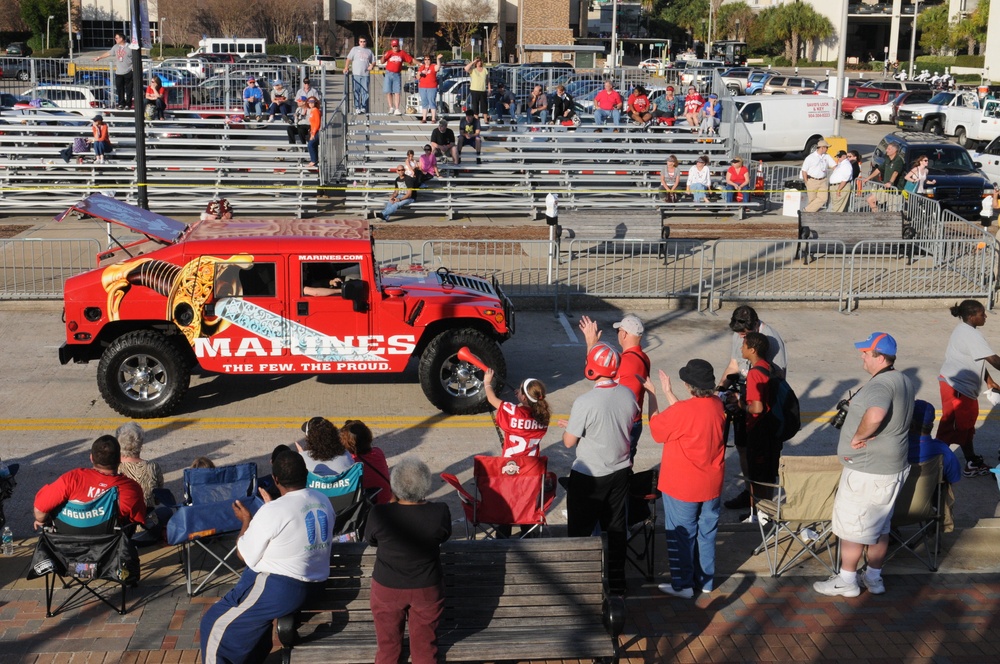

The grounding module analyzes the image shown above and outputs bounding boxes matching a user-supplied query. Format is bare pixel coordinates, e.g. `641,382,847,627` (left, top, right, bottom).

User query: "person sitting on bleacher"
418,144,440,183
144,75,167,120
266,79,293,123
490,82,517,125
378,165,418,222
526,85,549,124
660,155,682,203
551,85,577,126
648,86,680,126
683,86,704,133
286,96,311,147
430,119,459,164
686,155,712,203
699,94,722,135
243,77,264,121
33,435,146,532
627,85,653,126
296,417,355,476
593,80,623,126
456,109,482,165
723,157,750,203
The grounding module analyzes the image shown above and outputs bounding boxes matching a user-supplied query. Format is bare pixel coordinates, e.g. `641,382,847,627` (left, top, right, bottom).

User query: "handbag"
903,180,918,194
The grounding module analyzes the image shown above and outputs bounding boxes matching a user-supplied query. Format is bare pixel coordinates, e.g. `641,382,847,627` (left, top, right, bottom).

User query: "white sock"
866,567,882,581
839,570,857,585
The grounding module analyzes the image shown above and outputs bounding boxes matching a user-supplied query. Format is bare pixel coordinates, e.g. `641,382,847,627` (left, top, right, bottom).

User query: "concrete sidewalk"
2,520,1000,663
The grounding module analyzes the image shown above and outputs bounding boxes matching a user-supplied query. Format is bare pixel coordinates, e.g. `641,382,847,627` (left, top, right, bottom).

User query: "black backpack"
749,365,801,443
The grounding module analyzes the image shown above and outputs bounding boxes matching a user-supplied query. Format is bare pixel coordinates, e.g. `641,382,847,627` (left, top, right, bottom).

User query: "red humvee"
58,196,513,418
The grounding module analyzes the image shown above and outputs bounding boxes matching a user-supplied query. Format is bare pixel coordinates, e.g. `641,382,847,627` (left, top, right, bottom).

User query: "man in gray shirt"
814,332,914,598
561,343,637,595
95,32,133,110
343,37,376,114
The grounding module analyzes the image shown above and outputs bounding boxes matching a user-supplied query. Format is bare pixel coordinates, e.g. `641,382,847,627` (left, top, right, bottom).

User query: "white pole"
67,0,73,62
833,0,848,135
610,0,618,70
908,0,920,81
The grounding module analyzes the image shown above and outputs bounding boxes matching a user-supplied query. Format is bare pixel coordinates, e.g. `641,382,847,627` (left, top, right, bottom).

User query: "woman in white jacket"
686,155,712,203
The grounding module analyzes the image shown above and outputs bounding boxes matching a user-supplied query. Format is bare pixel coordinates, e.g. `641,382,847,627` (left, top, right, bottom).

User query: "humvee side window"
302,262,362,297
214,262,276,298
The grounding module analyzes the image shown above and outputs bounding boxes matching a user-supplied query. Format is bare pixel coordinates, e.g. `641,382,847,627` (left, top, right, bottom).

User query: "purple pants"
370,579,444,664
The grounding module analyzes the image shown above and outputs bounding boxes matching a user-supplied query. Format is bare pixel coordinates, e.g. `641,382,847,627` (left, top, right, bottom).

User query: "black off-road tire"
97,331,191,418
418,329,506,415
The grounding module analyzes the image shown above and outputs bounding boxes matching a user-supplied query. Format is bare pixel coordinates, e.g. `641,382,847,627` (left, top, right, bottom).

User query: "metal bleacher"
0,111,318,216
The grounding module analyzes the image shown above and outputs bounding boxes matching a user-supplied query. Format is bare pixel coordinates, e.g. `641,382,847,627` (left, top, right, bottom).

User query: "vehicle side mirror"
974,161,983,168
342,279,369,313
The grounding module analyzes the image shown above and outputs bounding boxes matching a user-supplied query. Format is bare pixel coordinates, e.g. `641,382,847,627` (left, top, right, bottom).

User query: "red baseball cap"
391,39,399,47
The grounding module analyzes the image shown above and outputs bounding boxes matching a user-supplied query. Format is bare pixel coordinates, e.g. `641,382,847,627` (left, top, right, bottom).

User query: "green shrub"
955,54,985,67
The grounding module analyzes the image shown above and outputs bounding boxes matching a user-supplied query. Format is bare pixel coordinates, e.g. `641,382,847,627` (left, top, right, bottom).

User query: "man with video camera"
814,332,914,598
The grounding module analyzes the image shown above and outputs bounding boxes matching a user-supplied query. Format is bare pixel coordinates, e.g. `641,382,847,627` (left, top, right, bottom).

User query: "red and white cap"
391,39,399,47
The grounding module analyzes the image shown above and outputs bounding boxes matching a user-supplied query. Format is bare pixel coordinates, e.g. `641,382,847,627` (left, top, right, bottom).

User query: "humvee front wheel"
97,331,191,418
418,329,506,415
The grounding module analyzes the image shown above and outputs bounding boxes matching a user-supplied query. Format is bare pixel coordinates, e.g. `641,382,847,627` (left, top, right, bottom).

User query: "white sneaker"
860,574,886,595
657,584,694,599
393,108,402,116
813,574,861,598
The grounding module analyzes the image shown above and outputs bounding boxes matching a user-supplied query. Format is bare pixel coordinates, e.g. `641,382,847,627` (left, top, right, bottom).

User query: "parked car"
0,92,26,109
638,58,665,72
719,67,767,95
19,84,110,117
841,87,896,119
156,58,209,80
5,42,31,57
149,67,200,87
872,131,994,221
860,80,932,92
303,54,337,72
745,71,772,95
761,75,818,95
0,56,32,81
971,135,1000,185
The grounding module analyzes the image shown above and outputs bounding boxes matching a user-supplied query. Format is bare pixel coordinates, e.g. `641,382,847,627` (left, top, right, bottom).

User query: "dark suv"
872,131,994,221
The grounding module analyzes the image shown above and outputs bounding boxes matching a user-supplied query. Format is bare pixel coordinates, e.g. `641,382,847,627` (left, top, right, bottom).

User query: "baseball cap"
612,314,644,336
835,150,848,158
709,93,718,99
912,399,936,426
92,114,103,123
464,108,474,116
298,95,308,102
678,359,715,391
666,86,674,92
247,77,255,82
817,138,831,148
696,156,706,165
854,332,897,355
273,78,282,85
391,39,399,47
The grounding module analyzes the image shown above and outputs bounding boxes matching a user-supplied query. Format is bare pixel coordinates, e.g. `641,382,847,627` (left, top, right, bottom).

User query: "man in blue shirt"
243,77,264,121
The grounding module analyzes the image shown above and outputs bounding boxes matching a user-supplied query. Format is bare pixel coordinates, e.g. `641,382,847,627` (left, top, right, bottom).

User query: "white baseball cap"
613,314,644,336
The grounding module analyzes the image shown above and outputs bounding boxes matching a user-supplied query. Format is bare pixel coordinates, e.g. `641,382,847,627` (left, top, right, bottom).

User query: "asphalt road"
2,302,998,540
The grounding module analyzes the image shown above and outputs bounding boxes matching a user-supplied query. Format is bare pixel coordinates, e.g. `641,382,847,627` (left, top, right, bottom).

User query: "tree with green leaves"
659,0,709,42
917,4,951,56
715,2,754,42
19,0,67,47
768,1,834,65
952,0,988,56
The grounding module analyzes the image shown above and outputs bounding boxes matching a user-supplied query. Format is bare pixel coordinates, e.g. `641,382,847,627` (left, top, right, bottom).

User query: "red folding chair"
441,455,556,539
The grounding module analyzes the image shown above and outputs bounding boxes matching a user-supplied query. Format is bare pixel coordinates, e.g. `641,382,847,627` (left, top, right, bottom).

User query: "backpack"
749,365,801,444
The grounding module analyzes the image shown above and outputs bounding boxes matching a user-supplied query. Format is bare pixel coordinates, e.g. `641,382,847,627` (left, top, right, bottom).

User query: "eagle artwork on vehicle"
58,196,515,419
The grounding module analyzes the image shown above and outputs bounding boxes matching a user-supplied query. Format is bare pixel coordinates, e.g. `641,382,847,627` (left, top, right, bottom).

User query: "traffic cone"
754,160,766,195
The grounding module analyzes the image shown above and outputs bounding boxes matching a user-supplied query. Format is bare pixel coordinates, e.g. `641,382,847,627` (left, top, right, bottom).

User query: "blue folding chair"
28,487,140,616
306,463,370,542
166,462,263,596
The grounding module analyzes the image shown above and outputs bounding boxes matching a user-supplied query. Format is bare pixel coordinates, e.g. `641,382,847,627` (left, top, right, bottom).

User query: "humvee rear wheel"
97,331,190,418
418,329,506,415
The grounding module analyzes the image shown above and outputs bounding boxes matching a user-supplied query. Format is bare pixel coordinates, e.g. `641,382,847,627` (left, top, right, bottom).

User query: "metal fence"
2,234,996,309
0,238,101,299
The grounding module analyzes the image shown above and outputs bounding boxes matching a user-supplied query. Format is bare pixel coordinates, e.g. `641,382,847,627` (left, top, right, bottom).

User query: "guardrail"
0,238,101,299
3,234,995,309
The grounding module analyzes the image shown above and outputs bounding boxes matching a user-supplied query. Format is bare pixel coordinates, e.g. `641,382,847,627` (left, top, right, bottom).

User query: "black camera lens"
830,399,850,429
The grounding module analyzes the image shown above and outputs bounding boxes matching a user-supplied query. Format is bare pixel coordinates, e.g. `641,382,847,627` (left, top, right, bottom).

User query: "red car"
840,88,895,117
58,196,515,418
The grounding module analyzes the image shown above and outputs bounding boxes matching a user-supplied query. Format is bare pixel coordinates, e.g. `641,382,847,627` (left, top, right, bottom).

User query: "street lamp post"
46,15,54,51
908,0,921,80
66,0,73,62
610,0,619,70
159,17,166,59
313,21,318,56
735,19,740,41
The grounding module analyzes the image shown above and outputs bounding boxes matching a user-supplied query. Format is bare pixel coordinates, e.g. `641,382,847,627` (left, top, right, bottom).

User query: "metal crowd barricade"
374,241,419,267
708,239,849,310
0,238,101,299
860,181,904,213
420,240,561,302
764,165,803,205
847,238,997,310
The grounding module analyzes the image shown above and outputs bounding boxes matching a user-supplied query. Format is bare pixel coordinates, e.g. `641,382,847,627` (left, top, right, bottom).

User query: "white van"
732,95,837,156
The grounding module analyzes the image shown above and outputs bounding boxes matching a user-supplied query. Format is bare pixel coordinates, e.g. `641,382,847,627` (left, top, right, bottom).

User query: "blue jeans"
267,101,292,121
381,197,413,222
662,494,720,592
94,141,107,158
723,185,749,203
307,135,319,164
594,108,621,126
524,109,548,124
244,100,262,117
352,74,371,112
690,182,708,203
419,87,437,112
382,71,401,94
492,101,516,123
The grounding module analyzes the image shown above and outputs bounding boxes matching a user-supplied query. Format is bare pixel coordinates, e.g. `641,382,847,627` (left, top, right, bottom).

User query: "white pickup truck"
897,91,1000,148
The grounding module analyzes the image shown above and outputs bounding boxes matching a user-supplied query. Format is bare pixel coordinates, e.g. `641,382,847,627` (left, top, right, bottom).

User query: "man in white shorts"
814,332,914,598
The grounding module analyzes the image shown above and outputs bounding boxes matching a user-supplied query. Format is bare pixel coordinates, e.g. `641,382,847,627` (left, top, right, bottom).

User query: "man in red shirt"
580,313,650,461
593,80,623,126
380,38,414,116
33,435,146,530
